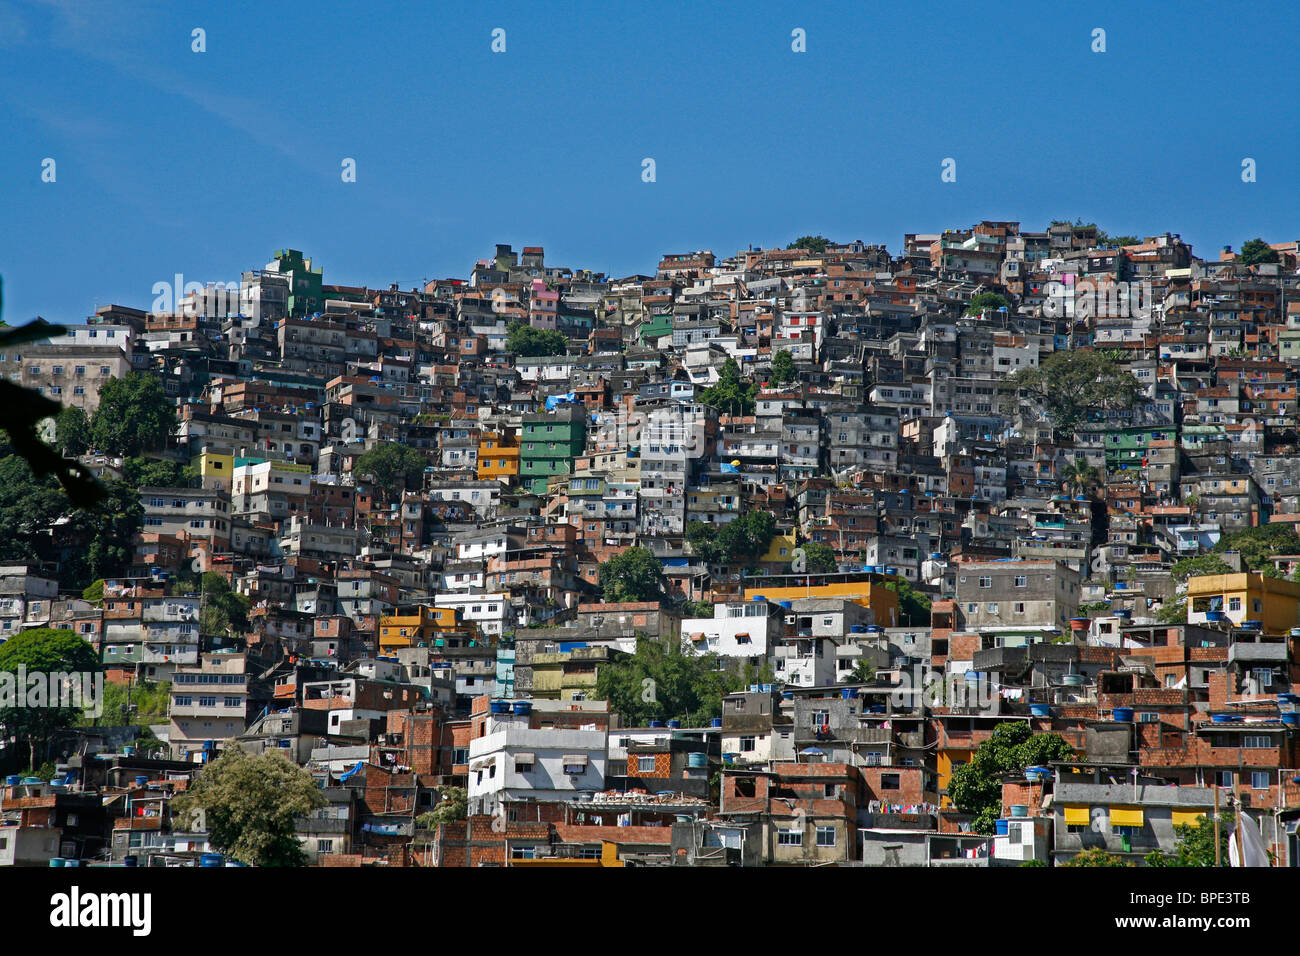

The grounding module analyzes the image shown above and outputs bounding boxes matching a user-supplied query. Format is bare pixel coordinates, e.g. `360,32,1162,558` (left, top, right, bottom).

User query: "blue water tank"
49,859,65,868
1030,704,1051,717
512,701,532,717
648,720,666,728
687,753,708,769
5,775,18,786
711,717,722,728
841,687,858,699
779,601,793,609
752,595,765,602
1009,805,1029,818
1281,713,1299,726
135,775,148,787
1113,707,1135,722
489,700,511,714
200,854,224,867
850,625,865,633
995,819,1010,835
667,719,682,729
885,566,899,576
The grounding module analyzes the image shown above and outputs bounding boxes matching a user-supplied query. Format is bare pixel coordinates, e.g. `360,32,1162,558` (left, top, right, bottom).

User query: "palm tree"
1062,461,1100,498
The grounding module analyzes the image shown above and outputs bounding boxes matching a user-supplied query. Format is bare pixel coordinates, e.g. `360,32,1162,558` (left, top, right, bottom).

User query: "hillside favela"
3,223,1300,870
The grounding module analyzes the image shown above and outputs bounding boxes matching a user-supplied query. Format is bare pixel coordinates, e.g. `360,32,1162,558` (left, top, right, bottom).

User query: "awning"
1063,806,1090,827
1109,807,1144,827
470,759,491,772
513,752,535,764
562,754,588,766
1171,809,1207,827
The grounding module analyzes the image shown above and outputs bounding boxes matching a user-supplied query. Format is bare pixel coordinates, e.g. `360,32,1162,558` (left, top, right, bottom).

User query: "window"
1014,575,1027,587
978,576,992,589
1251,771,1270,790
1217,771,1235,788
815,826,836,847
637,756,656,773
739,735,756,753
1242,735,1272,749
777,829,803,846
880,773,900,790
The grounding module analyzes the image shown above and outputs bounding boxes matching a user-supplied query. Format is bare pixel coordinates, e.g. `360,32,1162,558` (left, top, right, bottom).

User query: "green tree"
427,786,467,827
1214,525,1300,572
787,236,831,254
594,637,736,726
54,406,91,457
56,480,144,591
884,577,931,626
1002,350,1143,437
90,372,176,457
1061,460,1100,497
505,320,568,357
1145,812,1230,867
198,572,252,637
0,628,100,770
82,578,105,604
599,546,665,603
1155,598,1187,624
123,456,198,489
354,442,429,502
699,357,758,417
798,542,838,574
1238,238,1279,266
1063,847,1132,867
845,658,876,684
770,349,796,384
1170,554,1233,583
947,722,1074,834
171,748,326,866
965,291,1012,316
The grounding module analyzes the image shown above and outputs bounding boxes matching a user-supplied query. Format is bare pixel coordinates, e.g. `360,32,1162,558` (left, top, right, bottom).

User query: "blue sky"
2,0,1297,323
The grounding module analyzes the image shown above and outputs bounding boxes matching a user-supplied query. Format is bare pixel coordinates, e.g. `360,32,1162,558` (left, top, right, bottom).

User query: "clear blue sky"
2,0,1297,323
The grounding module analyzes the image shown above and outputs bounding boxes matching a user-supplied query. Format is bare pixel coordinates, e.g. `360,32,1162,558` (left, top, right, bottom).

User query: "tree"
770,349,796,384
55,480,144,591
171,748,325,866
947,722,1074,834
787,236,830,254
354,442,428,502
82,579,105,604
54,406,90,457
505,320,568,357
845,659,876,684
198,572,252,638
965,291,1012,316
1171,554,1233,583
798,542,838,574
0,628,100,770
600,546,665,603
1061,461,1100,497
884,577,931,626
1214,525,1300,572
688,512,777,568
1002,350,1143,437
1155,598,1187,624
1063,847,1132,867
89,372,176,457
1238,238,1279,267
1145,812,1229,867
698,357,758,417
594,637,738,726
122,456,197,489
426,786,467,827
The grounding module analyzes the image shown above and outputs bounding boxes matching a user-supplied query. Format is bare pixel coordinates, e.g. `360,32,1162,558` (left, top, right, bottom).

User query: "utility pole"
1214,784,1221,867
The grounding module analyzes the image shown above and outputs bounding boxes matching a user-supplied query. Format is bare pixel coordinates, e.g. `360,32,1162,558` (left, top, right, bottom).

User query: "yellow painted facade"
1186,571,1300,634
379,605,467,649
741,580,900,627
477,432,520,482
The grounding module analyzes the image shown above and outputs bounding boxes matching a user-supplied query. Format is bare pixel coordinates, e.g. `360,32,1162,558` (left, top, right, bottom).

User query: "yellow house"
759,533,799,567
477,431,520,483
379,605,469,649
741,579,900,627
1186,571,1300,634
191,452,234,491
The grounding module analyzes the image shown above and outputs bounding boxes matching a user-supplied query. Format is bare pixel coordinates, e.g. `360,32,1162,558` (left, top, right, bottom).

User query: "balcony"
1227,642,1288,665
